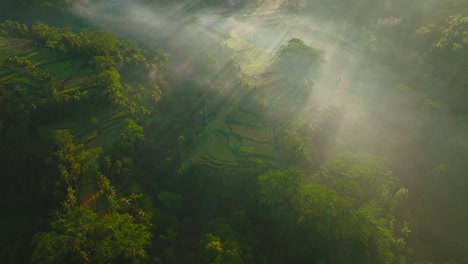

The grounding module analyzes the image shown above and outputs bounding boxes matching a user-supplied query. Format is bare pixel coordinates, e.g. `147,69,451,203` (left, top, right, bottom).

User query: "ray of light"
72,0,399,159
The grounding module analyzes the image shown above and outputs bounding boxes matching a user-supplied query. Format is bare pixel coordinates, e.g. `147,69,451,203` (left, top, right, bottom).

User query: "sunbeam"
1,0,468,263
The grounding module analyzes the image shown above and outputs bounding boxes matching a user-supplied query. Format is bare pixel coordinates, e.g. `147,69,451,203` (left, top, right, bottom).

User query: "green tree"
81,30,119,57
300,153,409,263
31,176,153,264
311,153,400,207
257,154,409,263
31,207,152,264
158,192,183,214
282,128,315,169
96,70,125,105
31,23,70,48
275,38,325,96
0,20,29,38
417,15,468,114
52,129,84,191
30,206,97,264
93,212,152,263
89,56,116,72
200,218,248,264
257,167,304,211
46,130,104,205
119,118,144,153
202,233,243,264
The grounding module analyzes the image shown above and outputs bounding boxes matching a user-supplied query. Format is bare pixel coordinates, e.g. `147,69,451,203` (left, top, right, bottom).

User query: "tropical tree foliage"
275,38,325,97
257,154,409,263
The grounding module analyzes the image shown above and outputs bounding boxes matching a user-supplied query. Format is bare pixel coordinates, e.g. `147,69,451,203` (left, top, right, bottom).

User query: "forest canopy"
0,0,467,263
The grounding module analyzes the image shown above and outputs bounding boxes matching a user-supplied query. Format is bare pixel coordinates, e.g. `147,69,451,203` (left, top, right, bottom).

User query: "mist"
1,0,467,263
74,1,404,156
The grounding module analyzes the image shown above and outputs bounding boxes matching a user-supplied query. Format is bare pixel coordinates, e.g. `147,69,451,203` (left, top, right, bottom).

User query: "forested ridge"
0,0,467,263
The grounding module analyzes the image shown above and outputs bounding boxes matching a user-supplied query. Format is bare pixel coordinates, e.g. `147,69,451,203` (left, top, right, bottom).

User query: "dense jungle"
0,0,467,263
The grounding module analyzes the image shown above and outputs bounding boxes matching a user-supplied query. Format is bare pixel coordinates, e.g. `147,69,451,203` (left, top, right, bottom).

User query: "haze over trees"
275,37,324,98
0,0,467,263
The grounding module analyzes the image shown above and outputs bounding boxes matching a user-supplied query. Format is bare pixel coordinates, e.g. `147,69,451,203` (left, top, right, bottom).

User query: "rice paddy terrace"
0,37,129,147
0,37,128,207
76,2,368,173
187,6,362,173
190,106,278,173
1,4,367,177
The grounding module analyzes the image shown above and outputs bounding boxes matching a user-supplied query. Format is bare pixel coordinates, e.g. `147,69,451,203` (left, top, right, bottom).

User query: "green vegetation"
275,38,324,96
224,35,274,76
231,124,269,142
0,1,467,264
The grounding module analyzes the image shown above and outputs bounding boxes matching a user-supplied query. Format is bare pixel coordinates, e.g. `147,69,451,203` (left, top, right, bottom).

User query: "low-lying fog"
73,1,407,159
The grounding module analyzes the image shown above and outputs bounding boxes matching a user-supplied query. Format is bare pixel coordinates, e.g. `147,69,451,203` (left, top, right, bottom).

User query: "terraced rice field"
65,109,127,147
1,38,96,89
191,5,362,172
0,37,125,210
239,138,274,157
228,133,242,149
0,37,34,56
231,124,270,143
38,57,94,80
190,18,283,171
192,106,277,170
192,133,239,169
1,38,122,148
229,110,261,126
223,35,274,76
206,133,238,163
